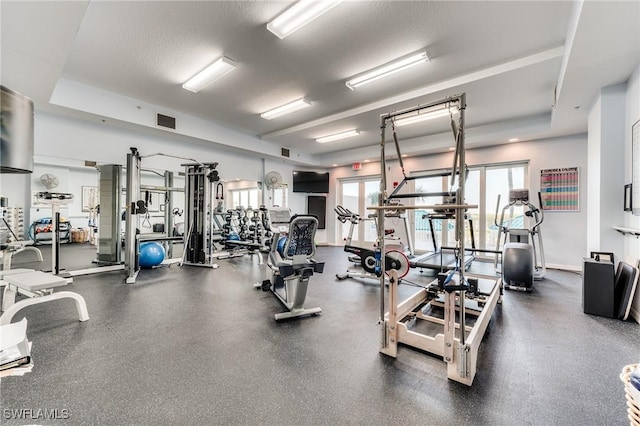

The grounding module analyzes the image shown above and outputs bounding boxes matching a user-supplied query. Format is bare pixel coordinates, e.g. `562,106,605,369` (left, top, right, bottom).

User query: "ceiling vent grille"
281,147,290,158
157,113,176,129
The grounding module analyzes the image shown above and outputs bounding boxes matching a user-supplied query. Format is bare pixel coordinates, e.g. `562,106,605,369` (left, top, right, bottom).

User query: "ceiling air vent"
157,113,176,129
281,148,290,158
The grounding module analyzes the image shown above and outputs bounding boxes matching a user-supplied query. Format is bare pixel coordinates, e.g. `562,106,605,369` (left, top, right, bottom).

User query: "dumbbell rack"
2,207,25,243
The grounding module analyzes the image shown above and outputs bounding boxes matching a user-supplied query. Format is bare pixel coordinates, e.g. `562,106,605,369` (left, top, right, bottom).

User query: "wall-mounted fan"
39,173,59,190
264,171,283,189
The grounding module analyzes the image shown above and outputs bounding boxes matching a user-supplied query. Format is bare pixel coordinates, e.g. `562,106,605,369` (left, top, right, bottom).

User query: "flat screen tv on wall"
292,171,329,193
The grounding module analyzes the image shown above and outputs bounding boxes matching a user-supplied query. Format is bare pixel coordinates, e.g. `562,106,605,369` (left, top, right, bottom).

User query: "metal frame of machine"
374,93,501,386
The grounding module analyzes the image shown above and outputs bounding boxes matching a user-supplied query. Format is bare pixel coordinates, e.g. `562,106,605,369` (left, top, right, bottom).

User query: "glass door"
410,162,527,255
339,178,379,248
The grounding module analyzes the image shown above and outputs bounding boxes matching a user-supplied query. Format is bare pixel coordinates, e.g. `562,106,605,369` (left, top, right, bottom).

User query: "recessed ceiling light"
260,98,311,120
401,154,408,158
345,50,429,90
448,147,455,151
316,129,360,143
182,57,237,93
332,164,338,167
509,138,519,142
363,159,370,163
267,0,343,39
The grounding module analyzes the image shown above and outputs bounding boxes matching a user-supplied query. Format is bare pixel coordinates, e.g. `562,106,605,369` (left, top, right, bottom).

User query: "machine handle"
494,194,504,229
532,191,545,230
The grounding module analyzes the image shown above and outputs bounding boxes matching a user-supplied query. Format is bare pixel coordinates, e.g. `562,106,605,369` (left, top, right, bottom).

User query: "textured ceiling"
2,1,639,166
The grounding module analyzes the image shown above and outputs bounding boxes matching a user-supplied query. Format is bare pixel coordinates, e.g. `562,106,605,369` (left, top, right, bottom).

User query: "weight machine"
124,148,201,283
180,161,221,268
375,93,501,386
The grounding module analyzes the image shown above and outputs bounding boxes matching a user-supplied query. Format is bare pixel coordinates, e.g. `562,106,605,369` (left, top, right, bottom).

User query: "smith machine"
373,93,501,386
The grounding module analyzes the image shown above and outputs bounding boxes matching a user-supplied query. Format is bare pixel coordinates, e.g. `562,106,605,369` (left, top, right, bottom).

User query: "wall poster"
540,167,579,211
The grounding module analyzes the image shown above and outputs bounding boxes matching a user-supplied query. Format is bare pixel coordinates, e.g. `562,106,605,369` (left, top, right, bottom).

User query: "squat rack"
372,93,501,385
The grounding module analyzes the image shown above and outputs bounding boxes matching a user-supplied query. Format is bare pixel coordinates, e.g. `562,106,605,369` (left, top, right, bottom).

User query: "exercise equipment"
1,205,43,270
31,191,74,277
181,160,221,269
494,189,545,291
210,205,267,263
0,269,89,326
334,204,411,282
410,208,476,272
375,93,501,386
257,209,324,321
123,148,197,283
138,241,166,268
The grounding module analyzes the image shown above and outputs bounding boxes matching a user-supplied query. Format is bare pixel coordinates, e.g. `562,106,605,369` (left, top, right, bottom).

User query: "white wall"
623,65,640,322
328,135,588,270
0,112,312,239
587,84,626,260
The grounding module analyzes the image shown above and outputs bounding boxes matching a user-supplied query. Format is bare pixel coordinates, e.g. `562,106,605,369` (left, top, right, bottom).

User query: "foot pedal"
261,279,271,291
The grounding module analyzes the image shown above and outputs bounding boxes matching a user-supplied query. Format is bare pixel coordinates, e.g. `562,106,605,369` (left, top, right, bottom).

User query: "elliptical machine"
494,189,545,291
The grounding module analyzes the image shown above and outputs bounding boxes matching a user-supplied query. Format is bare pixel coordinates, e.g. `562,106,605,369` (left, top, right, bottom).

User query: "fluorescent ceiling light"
394,108,452,127
267,0,343,39
260,98,311,120
346,50,429,90
509,138,519,142
316,129,360,143
182,57,237,93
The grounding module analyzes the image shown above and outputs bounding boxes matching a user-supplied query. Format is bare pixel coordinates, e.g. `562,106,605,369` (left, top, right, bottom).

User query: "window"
272,185,288,208
230,188,259,210
411,162,528,255
338,177,380,246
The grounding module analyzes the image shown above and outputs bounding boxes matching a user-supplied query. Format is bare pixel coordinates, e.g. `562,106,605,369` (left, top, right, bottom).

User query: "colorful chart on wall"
632,119,640,215
540,167,579,211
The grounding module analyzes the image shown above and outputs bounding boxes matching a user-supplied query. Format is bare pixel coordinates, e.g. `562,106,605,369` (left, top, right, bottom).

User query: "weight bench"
1,241,43,270
0,269,89,325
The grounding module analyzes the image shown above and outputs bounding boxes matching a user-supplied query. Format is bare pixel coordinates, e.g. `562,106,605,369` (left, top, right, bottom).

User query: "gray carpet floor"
0,243,638,425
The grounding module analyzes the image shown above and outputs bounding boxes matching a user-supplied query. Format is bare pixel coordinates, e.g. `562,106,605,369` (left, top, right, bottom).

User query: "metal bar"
138,236,183,242
164,171,174,258
388,191,455,199
368,204,477,210
125,148,141,283
388,178,409,199
457,93,467,346
381,95,462,122
379,115,387,330
140,185,184,192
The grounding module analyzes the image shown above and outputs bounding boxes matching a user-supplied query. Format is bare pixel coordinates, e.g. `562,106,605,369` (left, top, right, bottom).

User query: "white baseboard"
546,263,582,272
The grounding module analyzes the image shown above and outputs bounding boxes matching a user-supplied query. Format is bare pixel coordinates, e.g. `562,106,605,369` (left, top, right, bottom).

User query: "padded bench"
1,242,43,270
0,270,89,325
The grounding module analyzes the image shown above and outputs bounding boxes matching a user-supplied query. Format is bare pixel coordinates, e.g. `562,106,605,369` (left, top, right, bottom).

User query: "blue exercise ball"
277,236,288,257
139,241,165,268
228,233,241,241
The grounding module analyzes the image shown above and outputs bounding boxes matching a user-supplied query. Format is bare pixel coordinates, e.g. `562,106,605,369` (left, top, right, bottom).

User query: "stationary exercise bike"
494,189,545,291
257,209,324,320
334,205,410,282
